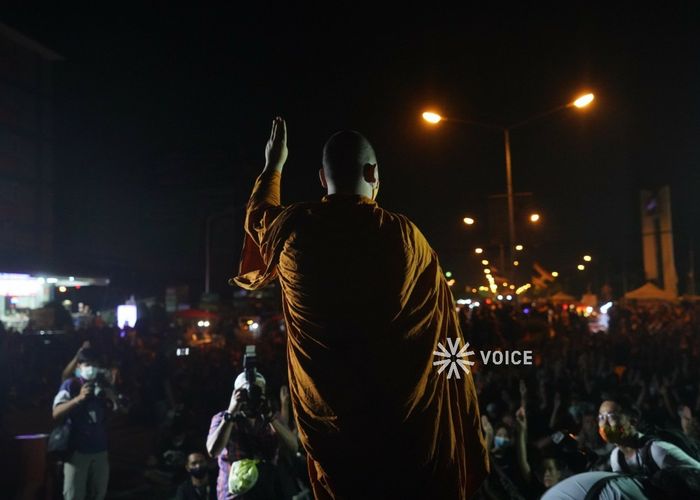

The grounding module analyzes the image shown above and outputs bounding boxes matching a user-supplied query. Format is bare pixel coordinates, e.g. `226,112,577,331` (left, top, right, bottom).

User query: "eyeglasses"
597,412,620,424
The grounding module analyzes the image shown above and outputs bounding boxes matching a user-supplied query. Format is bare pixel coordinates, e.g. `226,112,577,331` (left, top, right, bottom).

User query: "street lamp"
463,216,475,225
422,92,594,278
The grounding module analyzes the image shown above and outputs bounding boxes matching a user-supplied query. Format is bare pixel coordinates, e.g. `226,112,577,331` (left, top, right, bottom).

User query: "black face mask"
189,466,207,479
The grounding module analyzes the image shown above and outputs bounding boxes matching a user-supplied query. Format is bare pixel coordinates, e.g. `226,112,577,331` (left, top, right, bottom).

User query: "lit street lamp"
422,92,594,278
463,216,475,225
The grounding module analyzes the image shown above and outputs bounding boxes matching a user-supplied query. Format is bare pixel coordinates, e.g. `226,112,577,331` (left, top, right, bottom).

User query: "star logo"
433,338,475,379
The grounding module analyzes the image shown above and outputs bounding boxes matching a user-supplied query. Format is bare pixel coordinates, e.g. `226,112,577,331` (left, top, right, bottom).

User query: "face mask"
80,365,98,381
599,422,632,444
189,466,207,479
494,436,510,449
568,405,581,419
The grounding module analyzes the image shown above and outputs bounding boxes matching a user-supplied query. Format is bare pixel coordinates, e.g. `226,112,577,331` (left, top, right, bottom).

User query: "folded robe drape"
232,170,489,499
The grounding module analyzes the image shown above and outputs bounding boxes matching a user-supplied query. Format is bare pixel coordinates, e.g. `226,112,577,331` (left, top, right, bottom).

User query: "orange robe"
233,170,489,499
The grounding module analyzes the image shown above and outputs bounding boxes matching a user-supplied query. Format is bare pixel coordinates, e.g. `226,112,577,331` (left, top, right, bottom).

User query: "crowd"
1,298,700,499
463,299,700,498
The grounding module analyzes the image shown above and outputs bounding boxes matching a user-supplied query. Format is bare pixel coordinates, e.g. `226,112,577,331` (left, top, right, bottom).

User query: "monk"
232,117,489,499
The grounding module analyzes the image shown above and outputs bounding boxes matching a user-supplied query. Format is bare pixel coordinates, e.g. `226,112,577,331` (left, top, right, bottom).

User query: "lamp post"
422,92,594,278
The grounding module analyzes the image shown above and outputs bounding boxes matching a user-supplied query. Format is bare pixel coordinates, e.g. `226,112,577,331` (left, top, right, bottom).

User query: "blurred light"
0,276,42,296
509,285,515,290
583,255,592,262
37,277,46,284
475,247,483,254
523,307,530,314
515,244,524,251
246,319,254,325
529,213,540,223
481,259,489,265
47,277,58,284
447,279,456,287
203,321,210,327
69,276,75,281
457,299,471,305
483,268,491,274
473,302,480,307
573,93,595,108
117,305,137,330
513,260,520,266
58,286,67,293
506,295,513,300
250,322,259,331
516,284,532,295
502,282,508,287
463,217,475,225
471,288,477,293
422,111,442,124
497,294,504,300
600,301,613,314
551,271,559,277
479,286,489,291
197,321,204,327
577,264,585,271
445,271,452,278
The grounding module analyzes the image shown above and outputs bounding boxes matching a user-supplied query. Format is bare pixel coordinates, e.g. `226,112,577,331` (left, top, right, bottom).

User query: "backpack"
47,378,80,462
616,428,700,476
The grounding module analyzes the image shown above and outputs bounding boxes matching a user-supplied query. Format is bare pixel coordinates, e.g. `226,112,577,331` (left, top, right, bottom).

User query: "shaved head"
322,130,377,191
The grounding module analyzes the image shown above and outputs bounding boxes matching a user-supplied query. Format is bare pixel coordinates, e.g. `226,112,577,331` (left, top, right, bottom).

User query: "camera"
235,346,270,419
550,430,598,473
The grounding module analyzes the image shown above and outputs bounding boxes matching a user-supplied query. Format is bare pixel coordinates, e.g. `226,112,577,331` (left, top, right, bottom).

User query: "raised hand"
264,116,288,173
481,415,494,437
280,385,290,406
515,406,527,432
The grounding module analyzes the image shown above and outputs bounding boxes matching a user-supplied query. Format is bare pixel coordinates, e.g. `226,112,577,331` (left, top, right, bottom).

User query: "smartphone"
176,347,190,357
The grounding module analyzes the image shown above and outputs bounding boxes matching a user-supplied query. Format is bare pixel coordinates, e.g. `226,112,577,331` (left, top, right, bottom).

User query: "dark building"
0,23,62,271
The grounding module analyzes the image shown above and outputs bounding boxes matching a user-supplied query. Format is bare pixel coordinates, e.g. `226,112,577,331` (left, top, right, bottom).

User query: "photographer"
206,367,297,500
52,347,119,500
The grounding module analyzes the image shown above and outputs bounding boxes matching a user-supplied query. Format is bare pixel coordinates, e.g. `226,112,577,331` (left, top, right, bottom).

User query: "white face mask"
79,365,98,381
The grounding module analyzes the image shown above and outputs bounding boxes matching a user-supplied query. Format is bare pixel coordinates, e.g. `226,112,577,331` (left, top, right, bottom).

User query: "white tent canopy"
623,282,676,301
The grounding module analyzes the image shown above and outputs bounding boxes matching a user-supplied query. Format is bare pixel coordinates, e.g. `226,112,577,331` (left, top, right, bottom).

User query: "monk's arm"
244,169,284,244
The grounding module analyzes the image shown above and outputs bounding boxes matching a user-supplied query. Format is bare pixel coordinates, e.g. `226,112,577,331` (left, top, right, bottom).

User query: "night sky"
5,4,700,300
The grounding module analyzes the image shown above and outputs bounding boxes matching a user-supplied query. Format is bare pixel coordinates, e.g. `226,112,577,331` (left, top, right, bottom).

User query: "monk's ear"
363,163,378,183
319,168,327,189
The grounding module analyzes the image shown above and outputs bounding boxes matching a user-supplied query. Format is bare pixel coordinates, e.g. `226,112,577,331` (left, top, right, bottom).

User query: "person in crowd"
514,405,566,498
52,348,119,500
232,117,488,499
206,370,297,499
62,341,92,380
173,451,217,500
598,397,700,473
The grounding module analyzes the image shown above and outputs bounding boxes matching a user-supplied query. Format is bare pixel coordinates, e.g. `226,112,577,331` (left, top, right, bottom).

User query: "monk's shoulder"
376,208,432,251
